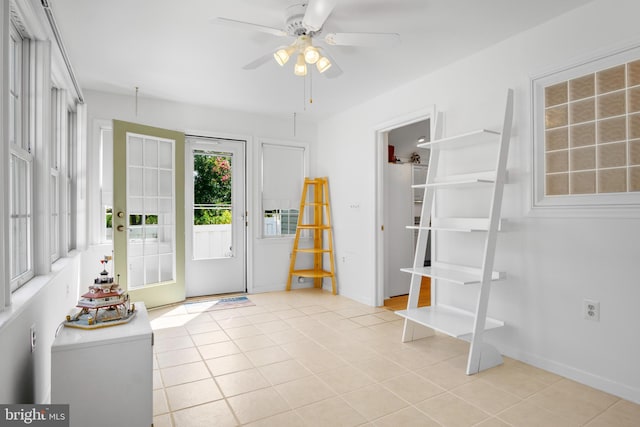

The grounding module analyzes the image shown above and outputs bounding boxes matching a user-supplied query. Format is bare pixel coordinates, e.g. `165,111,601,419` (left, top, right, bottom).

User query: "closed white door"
185,137,246,296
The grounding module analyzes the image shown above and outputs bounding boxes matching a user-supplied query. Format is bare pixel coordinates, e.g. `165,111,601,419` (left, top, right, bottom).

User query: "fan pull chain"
309,70,313,104
134,86,139,116
293,112,297,137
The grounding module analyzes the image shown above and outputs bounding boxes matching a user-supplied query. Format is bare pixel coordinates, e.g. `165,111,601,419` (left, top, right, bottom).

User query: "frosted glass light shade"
274,48,291,66
304,46,320,64
294,54,307,76
316,56,332,73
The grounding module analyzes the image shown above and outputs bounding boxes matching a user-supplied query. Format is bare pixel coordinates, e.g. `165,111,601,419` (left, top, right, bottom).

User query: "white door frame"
374,106,436,307
184,132,250,297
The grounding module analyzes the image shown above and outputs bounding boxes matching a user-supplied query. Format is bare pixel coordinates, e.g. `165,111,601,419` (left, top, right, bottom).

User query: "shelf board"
395,305,504,338
292,269,334,278
407,218,503,232
417,129,500,150
400,263,505,284
412,171,499,190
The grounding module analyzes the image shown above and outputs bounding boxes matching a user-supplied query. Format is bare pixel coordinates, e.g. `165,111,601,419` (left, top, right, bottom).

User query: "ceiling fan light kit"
217,0,400,79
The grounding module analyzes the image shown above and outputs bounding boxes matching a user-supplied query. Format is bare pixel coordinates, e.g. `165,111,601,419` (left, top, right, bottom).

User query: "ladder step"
417,129,500,150
297,224,331,229
400,263,506,285
396,305,504,338
294,248,331,253
292,269,334,278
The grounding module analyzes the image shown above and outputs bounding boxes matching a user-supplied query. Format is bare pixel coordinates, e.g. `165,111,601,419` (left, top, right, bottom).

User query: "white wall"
0,255,81,403
83,90,317,294
317,0,640,403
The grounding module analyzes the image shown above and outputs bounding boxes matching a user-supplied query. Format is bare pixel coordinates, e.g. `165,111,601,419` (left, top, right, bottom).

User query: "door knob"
117,225,125,232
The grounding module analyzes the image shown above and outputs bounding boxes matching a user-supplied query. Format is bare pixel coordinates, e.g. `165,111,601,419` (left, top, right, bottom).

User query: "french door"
185,137,246,296
113,120,185,308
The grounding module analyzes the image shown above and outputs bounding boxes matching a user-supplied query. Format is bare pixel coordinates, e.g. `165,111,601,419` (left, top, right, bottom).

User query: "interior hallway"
148,289,639,426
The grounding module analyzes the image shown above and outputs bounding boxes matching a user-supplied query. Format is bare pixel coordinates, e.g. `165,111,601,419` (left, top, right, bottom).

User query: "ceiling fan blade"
214,17,287,37
303,0,338,32
324,32,401,47
242,52,274,70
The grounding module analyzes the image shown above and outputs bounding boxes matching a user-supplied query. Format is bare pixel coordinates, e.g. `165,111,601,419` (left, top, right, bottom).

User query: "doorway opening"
185,136,246,297
375,108,435,308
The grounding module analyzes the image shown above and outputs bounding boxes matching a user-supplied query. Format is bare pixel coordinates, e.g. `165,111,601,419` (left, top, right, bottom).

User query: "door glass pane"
192,150,233,260
127,133,175,288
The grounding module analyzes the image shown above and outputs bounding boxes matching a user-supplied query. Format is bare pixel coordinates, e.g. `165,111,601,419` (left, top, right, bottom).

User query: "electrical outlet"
584,299,600,321
30,324,37,353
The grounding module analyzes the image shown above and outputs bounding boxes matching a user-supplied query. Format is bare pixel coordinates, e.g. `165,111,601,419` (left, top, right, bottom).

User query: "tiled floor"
149,289,640,426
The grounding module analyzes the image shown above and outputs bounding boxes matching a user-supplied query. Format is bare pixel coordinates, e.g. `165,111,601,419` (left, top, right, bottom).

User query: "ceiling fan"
215,0,400,78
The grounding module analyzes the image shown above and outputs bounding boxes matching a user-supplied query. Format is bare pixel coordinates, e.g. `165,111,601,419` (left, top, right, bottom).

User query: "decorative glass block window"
532,45,640,212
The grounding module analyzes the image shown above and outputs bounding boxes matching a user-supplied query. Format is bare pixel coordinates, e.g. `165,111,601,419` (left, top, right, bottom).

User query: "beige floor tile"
165,378,223,411
415,393,490,426
245,345,292,367
416,362,476,390
478,363,550,399
298,305,330,315
153,389,170,416
267,328,307,345
185,321,221,335
274,308,307,320
153,413,173,427
316,364,375,394
189,330,229,346
153,369,163,390
227,387,291,424
258,359,313,385
497,400,581,427
280,339,326,358
233,334,276,352
324,341,378,363
256,319,293,334
205,353,254,376
350,314,388,326
156,347,202,369
244,410,306,427
474,417,511,427
450,379,521,414
341,383,409,421
382,373,446,404
214,315,251,327
373,406,440,427
355,355,408,382
172,400,237,427
275,376,336,408
296,396,367,427
245,311,280,324
153,334,195,353
223,324,263,339
214,367,270,397
153,326,189,339
527,378,619,424
379,347,439,370
197,340,241,359
161,361,212,387
151,314,200,330
507,359,563,385
585,399,640,427
296,349,348,374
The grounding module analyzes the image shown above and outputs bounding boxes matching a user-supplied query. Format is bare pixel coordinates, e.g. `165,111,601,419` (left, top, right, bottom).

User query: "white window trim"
530,42,640,218
259,139,309,238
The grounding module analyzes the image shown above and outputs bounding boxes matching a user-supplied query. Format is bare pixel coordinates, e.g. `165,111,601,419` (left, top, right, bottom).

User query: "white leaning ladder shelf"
396,89,514,375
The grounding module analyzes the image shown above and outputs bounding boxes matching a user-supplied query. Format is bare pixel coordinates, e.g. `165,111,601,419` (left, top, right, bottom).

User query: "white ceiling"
51,0,593,121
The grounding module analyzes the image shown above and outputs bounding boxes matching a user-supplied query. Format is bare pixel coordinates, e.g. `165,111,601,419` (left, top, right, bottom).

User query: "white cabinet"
51,303,153,427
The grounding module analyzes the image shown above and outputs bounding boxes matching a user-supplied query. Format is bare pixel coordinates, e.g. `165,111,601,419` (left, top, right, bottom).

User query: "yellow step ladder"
286,177,337,294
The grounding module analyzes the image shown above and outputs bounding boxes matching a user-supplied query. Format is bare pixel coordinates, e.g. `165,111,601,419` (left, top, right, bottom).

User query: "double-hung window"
261,142,306,237
9,22,34,291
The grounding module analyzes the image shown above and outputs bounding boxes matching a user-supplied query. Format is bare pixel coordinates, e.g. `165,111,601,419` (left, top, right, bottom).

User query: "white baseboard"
499,344,640,404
